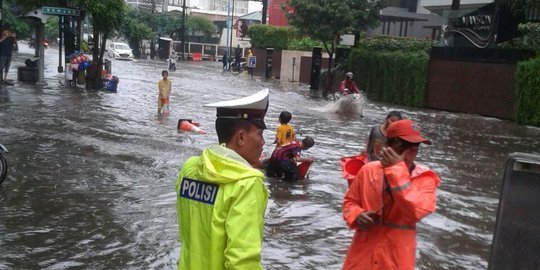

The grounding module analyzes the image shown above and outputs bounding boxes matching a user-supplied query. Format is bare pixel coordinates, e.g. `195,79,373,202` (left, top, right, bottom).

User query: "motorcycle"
332,90,365,117
0,143,7,185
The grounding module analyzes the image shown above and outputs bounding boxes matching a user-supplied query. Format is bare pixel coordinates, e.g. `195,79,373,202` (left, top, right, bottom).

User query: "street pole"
58,16,64,72
228,0,235,57
226,0,230,60
261,0,267,24
181,0,186,60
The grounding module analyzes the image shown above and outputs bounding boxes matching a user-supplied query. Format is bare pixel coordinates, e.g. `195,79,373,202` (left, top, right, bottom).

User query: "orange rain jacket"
342,160,440,270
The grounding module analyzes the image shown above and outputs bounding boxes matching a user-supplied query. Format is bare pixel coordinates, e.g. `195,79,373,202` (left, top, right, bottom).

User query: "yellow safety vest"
176,145,268,270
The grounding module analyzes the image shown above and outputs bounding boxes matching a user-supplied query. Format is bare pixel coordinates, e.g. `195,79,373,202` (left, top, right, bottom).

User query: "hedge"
348,48,429,107
249,24,289,50
514,56,540,126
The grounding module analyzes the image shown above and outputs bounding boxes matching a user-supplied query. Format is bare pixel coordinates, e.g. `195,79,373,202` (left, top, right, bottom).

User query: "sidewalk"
6,42,67,87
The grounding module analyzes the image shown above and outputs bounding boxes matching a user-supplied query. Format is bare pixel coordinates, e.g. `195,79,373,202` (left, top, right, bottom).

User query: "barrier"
340,153,368,186
192,53,202,61
178,119,206,134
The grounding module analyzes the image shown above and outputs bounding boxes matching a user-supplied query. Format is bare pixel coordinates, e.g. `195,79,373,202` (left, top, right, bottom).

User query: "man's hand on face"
379,146,404,168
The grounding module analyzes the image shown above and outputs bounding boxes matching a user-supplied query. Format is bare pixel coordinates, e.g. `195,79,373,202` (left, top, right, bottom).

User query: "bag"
162,98,170,115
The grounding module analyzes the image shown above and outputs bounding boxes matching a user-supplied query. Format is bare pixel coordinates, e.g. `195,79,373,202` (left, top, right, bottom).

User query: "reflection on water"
1,45,540,269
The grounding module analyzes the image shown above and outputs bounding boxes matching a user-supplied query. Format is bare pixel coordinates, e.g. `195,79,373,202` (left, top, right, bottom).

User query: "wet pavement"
1,43,540,269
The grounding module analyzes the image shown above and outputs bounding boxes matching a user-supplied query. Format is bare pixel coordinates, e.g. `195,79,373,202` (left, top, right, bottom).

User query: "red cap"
386,119,431,145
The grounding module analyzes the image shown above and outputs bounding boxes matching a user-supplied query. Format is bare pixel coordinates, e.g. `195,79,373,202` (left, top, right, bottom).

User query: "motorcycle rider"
339,72,362,95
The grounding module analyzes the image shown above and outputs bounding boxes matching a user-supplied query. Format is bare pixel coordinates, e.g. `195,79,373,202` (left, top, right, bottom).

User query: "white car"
108,42,133,60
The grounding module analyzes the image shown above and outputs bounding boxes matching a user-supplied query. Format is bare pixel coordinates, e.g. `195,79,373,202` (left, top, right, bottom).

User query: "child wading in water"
275,111,296,147
158,70,172,115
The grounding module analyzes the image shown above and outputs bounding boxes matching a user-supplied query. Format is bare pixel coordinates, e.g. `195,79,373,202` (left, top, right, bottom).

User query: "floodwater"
1,44,540,270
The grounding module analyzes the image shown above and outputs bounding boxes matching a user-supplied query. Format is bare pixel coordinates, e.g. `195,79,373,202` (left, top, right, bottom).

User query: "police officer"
175,89,269,270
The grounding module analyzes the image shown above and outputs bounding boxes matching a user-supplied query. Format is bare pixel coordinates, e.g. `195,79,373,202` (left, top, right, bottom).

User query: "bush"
349,48,429,107
514,55,540,126
287,37,321,51
358,36,433,52
249,25,289,50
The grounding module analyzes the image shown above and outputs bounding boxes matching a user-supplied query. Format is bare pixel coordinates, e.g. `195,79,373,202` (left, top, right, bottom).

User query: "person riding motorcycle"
339,72,362,95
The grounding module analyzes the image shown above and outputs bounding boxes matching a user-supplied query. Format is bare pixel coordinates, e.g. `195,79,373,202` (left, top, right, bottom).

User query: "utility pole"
228,0,235,57
181,0,186,60
226,0,230,61
261,0,267,24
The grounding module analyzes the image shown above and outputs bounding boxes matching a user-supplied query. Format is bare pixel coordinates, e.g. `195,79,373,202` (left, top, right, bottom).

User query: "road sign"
41,6,80,16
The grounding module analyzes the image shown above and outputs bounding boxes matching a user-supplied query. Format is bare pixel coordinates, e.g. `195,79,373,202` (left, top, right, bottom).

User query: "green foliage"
156,11,184,38
288,0,353,45
186,16,217,36
514,56,540,126
120,9,154,57
288,0,354,63
287,0,387,85
287,37,321,51
44,16,59,41
358,36,433,52
499,23,540,53
347,0,388,31
2,0,31,37
249,24,289,50
76,0,126,33
349,48,429,107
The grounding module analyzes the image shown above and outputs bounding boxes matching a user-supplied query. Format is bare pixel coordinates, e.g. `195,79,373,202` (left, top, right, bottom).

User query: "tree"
155,10,184,39
287,0,386,95
74,0,126,88
186,16,217,37
121,9,154,58
347,0,388,46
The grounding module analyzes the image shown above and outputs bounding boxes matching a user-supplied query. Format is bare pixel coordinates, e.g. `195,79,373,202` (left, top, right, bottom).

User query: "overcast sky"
189,0,263,13
248,1,263,13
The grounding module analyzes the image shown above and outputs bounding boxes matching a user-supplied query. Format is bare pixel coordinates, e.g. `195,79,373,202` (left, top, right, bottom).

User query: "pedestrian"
342,119,440,270
157,70,171,115
266,136,315,182
234,45,242,72
145,43,150,60
274,110,296,147
247,48,255,78
0,30,18,83
362,110,405,161
169,50,177,71
175,89,270,270
222,51,228,70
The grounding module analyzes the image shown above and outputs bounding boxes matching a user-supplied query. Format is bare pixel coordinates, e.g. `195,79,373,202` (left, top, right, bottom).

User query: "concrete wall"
279,50,313,82
425,47,526,120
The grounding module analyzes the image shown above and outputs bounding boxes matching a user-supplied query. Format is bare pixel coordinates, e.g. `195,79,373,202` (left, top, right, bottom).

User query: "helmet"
345,72,353,80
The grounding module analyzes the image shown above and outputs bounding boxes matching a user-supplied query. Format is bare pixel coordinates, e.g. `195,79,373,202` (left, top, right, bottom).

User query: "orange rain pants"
342,161,440,270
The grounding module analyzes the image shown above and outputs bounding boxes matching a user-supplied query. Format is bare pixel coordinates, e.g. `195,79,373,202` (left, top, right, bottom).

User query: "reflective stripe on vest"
390,181,411,192
383,222,416,230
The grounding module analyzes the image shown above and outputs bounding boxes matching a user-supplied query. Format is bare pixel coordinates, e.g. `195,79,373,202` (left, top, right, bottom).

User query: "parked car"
108,42,133,60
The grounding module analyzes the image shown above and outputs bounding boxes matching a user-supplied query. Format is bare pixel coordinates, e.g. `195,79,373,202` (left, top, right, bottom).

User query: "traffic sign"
41,6,80,16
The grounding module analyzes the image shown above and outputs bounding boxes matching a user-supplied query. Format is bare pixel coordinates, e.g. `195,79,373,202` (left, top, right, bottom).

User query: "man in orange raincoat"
342,119,440,270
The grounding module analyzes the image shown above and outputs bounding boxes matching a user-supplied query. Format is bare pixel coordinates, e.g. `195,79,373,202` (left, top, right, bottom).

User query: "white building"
125,0,249,15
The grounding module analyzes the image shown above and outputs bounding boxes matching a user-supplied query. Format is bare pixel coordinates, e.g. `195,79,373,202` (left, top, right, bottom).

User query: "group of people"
174,84,440,269
265,110,314,182
222,46,254,75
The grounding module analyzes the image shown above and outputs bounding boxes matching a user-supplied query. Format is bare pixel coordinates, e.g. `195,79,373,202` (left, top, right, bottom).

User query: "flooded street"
1,44,540,269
